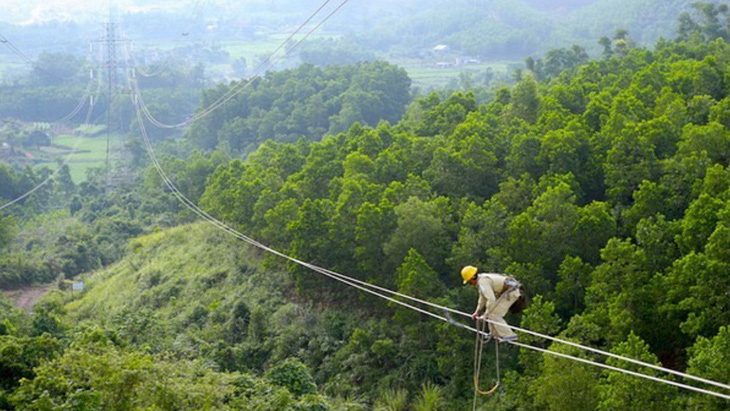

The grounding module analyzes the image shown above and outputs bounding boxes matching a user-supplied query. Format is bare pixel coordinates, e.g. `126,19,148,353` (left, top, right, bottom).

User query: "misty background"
0,0,720,81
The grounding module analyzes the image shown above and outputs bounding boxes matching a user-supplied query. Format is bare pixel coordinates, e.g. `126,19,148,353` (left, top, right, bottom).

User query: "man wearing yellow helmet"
461,265,525,341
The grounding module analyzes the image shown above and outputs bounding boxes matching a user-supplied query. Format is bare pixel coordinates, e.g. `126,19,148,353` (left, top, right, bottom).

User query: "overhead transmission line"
181,0,211,37
0,32,40,68
0,31,99,125
49,77,97,124
0,77,102,212
128,78,730,400
0,32,81,82
134,0,347,129
0,34,106,213
130,57,168,78
120,28,169,79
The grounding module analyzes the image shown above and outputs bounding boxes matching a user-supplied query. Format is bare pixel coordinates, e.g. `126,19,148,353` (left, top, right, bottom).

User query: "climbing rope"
472,319,500,410
476,322,500,396
472,319,481,410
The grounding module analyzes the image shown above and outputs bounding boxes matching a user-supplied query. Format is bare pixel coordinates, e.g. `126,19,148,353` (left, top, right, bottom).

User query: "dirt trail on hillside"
3,284,52,311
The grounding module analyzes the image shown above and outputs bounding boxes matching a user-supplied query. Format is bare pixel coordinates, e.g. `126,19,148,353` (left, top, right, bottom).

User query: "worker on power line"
461,266,525,341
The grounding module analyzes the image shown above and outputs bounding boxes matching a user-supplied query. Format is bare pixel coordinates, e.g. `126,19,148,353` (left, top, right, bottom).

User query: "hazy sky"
2,0,346,24
3,0,218,25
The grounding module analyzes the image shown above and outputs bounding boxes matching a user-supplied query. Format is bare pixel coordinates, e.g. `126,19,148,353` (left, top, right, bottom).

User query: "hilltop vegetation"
349,0,709,59
186,61,411,151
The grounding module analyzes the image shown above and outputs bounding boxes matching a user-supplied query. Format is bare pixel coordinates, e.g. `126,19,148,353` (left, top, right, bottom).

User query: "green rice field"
34,130,124,183
398,61,514,89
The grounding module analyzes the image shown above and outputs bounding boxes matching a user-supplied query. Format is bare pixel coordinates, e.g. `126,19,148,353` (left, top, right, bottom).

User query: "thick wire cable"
49,78,96,124
130,85,730,400
180,0,210,37
137,0,346,129
132,59,168,78
120,27,169,79
509,340,730,400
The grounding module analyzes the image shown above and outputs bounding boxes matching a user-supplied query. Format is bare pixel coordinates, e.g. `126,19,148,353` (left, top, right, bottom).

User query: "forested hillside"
192,16,730,409
0,225,369,409
185,61,411,151
356,0,715,59
1,5,730,410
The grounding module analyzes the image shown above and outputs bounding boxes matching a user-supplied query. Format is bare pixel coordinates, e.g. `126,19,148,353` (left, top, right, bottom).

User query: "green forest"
2,3,730,410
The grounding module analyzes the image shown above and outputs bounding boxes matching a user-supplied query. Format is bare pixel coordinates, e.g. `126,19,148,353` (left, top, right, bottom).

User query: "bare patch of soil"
3,284,52,311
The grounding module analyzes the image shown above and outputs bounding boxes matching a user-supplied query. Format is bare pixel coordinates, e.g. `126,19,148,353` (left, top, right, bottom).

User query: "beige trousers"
487,287,520,340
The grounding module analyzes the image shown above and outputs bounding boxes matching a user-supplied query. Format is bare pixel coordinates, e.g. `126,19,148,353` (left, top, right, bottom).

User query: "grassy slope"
64,222,298,355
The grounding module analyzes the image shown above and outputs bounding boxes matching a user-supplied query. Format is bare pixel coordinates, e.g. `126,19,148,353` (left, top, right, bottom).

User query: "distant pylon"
94,6,130,190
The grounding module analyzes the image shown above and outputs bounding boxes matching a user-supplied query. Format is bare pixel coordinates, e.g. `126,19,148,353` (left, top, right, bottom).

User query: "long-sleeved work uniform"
475,273,520,340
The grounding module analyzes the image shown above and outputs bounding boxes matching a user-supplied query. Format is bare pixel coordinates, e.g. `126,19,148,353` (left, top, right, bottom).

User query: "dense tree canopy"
185,61,411,151
192,23,730,409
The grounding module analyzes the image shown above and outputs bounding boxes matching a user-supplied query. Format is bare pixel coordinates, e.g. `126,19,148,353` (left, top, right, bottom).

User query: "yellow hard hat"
461,265,478,284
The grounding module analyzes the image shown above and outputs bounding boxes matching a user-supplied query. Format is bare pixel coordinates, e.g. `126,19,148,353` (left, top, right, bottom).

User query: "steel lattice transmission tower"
94,7,130,190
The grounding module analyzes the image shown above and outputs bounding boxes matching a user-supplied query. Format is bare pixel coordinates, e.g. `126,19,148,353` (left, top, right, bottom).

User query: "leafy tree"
416,92,478,137
449,199,510,272
553,256,592,319
0,334,59,393
598,36,613,59
686,326,730,410
424,120,500,198
508,73,541,124
583,238,656,345
267,358,318,397
187,61,411,151
383,197,453,274
598,332,678,411
32,52,86,86
663,247,730,340
675,193,724,254
288,198,340,291
677,122,730,166
604,131,658,205
354,200,397,282
393,249,444,324
677,2,730,42
11,339,242,410
508,182,580,275
0,216,14,250
635,215,681,273
533,343,600,411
